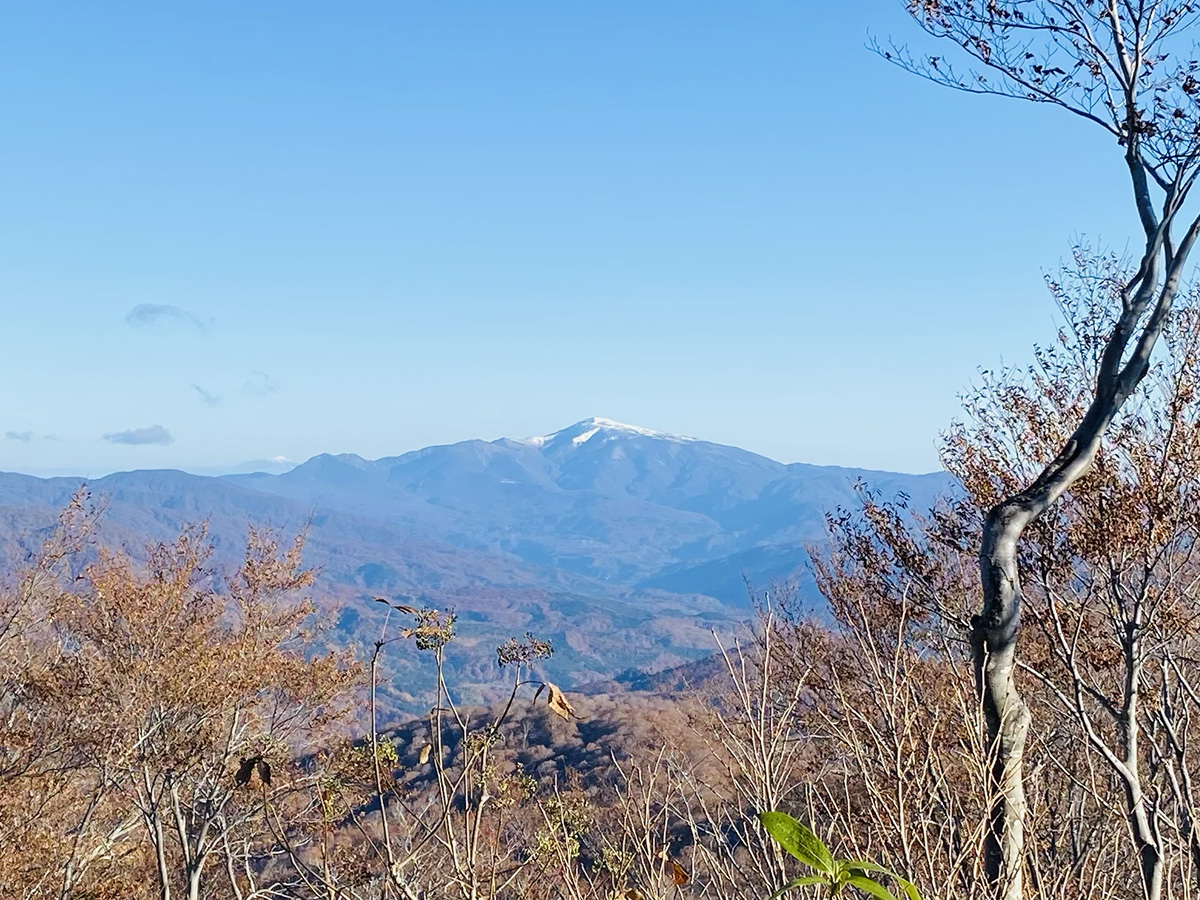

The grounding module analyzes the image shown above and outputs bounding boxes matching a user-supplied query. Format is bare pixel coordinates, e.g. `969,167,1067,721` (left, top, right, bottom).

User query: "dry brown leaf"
418,743,432,765
668,859,688,886
543,681,576,721
372,596,419,615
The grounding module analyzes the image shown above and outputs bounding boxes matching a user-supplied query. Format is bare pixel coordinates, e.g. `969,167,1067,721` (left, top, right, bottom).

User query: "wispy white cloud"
191,384,222,407
125,304,206,332
103,425,173,446
241,371,278,396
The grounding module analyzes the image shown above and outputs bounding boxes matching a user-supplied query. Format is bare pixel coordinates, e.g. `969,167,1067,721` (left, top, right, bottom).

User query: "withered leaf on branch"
534,680,576,721
235,757,256,786
235,755,270,787
668,859,688,885
656,848,688,885
372,596,419,615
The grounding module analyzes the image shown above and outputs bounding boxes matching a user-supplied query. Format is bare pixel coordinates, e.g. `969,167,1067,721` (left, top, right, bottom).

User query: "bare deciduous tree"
886,5,1200,897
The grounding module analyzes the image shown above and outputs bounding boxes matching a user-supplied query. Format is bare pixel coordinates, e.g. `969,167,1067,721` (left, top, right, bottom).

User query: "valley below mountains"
0,418,952,713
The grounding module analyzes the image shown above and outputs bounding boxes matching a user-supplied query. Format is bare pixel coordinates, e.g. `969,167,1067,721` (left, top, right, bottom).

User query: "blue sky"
0,1,1139,476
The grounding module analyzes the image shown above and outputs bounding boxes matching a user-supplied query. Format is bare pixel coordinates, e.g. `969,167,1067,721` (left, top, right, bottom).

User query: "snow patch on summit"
519,417,699,447
572,426,601,445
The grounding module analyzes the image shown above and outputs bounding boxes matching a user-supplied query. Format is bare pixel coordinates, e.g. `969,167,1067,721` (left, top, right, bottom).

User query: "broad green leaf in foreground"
758,811,924,900
846,875,899,900
758,811,836,875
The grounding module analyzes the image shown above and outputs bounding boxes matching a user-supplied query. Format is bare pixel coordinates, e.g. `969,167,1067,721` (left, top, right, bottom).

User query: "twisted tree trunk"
886,6,1200,898
975,505,1033,900
973,243,1189,898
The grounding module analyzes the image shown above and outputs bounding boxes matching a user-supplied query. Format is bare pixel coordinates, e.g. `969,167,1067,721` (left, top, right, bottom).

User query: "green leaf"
768,875,828,900
846,875,899,900
844,862,923,900
758,811,837,875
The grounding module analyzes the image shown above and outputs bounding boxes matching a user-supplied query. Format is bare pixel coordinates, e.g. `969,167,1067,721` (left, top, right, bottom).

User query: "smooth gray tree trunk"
976,504,1035,900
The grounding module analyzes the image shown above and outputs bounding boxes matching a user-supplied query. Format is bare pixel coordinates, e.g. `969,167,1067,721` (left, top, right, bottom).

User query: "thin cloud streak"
125,304,207,332
241,371,278,396
191,384,222,407
102,425,173,446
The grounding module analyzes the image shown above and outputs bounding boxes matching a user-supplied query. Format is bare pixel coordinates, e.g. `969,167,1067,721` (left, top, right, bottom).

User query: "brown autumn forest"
17,4,1200,900
3,257,1200,899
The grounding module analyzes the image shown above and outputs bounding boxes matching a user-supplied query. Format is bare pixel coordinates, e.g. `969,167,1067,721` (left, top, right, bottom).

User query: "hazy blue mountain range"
228,418,951,589
0,418,953,708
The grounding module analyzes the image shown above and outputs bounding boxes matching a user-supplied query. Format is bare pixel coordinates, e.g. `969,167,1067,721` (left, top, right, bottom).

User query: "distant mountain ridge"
227,417,950,587
0,418,953,705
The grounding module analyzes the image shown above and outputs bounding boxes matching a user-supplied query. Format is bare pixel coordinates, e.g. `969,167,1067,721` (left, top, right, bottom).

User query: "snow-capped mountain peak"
521,417,697,448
